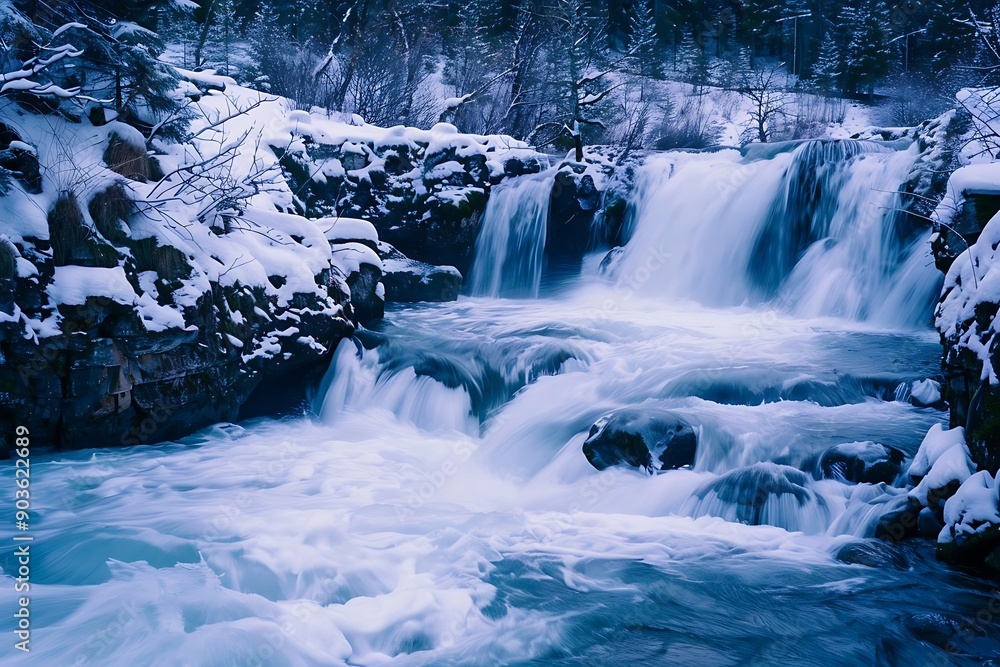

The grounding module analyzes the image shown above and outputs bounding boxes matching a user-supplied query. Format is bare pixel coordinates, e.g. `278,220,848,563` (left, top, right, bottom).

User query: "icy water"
4,290,1000,666
6,140,1000,665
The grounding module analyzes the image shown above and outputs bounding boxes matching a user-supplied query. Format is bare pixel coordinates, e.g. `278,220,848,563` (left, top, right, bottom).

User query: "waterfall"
315,339,478,435
613,139,940,327
468,172,552,298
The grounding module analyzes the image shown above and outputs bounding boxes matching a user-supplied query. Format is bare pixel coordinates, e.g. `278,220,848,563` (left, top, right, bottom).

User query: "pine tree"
108,21,189,139
675,33,713,89
839,0,889,97
208,0,238,76
810,32,842,94
246,4,285,92
628,0,662,79
30,1,190,140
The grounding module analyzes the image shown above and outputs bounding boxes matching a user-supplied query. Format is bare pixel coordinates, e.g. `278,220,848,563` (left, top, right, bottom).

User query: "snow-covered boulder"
935,163,1000,475
909,378,944,408
330,242,384,322
937,470,1000,572
377,242,462,303
874,424,972,542
0,90,356,454
907,424,975,507
322,216,464,313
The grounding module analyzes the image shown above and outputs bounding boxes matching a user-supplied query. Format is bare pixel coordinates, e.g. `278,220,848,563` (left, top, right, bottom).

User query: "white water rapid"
6,140,999,667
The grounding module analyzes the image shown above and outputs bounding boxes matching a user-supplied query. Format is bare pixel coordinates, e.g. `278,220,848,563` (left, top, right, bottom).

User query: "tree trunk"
193,1,217,69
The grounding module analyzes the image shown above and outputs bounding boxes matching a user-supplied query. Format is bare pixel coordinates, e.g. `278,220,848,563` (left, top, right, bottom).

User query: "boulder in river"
686,462,830,531
835,540,909,570
936,470,1000,573
582,408,697,473
377,242,462,303
818,441,906,485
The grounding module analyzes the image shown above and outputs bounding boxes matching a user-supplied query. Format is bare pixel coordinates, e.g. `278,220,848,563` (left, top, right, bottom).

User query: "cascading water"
15,142,1000,667
610,140,941,327
468,171,554,298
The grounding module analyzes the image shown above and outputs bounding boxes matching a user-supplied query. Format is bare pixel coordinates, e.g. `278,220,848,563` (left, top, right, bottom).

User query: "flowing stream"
5,140,1000,666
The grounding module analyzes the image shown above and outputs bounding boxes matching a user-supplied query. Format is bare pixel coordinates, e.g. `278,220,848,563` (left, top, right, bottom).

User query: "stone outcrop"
275,124,543,277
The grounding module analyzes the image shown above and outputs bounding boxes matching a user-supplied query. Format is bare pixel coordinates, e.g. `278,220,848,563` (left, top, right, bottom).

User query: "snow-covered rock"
377,242,462,304
271,109,544,275
909,378,943,408
937,470,1000,572
0,85,357,453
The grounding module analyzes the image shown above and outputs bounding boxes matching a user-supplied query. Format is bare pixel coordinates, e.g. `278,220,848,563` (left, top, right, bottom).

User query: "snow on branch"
1,22,86,100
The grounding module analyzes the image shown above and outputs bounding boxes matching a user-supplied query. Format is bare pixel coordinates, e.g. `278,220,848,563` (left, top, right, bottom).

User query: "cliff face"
927,97,1000,476
935,167,1000,475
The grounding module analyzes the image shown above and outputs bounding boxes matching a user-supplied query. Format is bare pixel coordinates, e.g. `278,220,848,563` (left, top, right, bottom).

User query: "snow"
15,257,36,278
319,217,379,243
910,379,942,405
330,242,383,275
175,67,237,90
47,266,136,306
907,424,968,478
939,470,1000,543
425,160,466,181
909,425,976,506
382,257,461,280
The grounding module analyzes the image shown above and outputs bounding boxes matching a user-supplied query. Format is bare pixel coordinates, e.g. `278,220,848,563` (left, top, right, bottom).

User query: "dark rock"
0,253,353,457
277,137,495,276
0,145,42,193
598,246,625,277
686,461,830,532
378,242,461,303
937,524,1000,574
917,507,945,540
582,408,697,473
502,156,543,179
694,463,815,526
345,263,384,323
835,540,909,570
875,497,923,542
903,613,963,650
546,168,600,284
897,611,1000,662
818,441,906,485
965,379,1000,476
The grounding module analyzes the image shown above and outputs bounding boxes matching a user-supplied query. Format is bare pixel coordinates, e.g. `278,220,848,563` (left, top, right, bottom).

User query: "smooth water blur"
4,288,1000,666
612,141,940,328
2,140,994,666
468,173,553,299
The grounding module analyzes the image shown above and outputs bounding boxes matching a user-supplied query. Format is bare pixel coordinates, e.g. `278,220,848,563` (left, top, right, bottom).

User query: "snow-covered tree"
810,32,842,94
628,0,662,79
535,0,635,161
0,11,85,101
839,0,890,97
